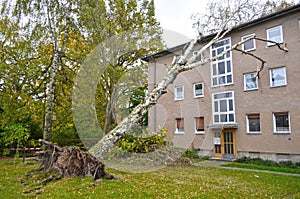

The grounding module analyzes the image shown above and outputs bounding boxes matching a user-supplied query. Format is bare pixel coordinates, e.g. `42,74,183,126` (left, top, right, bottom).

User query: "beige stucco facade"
146,5,300,162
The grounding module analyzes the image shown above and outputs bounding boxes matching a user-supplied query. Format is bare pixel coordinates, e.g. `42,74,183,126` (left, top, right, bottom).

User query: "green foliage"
116,129,168,153
0,0,163,144
1,124,29,147
0,124,38,157
184,147,198,159
235,157,300,169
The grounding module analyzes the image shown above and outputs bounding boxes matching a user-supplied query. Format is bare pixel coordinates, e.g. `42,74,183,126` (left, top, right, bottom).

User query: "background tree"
0,0,162,148
0,0,84,145
191,0,296,36
79,0,162,135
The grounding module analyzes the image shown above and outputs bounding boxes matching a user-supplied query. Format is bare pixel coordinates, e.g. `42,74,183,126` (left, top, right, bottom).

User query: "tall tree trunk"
43,52,59,141
103,100,114,135
43,2,70,141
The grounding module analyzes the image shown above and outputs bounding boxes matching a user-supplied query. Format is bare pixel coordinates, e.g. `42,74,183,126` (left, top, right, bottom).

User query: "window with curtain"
195,117,205,134
244,72,258,91
273,112,290,133
193,82,204,98
247,114,261,133
267,25,283,46
175,118,184,134
270,67,287,87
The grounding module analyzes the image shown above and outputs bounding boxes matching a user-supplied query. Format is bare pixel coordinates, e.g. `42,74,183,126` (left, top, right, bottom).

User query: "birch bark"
43,2,71,141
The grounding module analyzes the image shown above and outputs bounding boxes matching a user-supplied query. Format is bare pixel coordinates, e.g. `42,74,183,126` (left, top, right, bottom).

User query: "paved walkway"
194,160,300,177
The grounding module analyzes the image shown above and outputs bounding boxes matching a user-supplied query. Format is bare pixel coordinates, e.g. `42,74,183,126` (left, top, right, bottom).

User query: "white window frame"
244,72,258,91
175,118,184,134
194,117,205,134
267,25,283,46
174,85,184,101
212,91,235,124
242,34,256,51
210,37,233,87
193,82,204,98
273,112,290,134
269,67,287,87
246,114,261,134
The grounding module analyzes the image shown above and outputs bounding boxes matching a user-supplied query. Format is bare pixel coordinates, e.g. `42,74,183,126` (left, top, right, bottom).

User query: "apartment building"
144,4,300,162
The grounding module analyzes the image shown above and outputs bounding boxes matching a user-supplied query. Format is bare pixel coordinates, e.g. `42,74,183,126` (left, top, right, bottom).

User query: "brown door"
222,130,236,158
213,129,236,159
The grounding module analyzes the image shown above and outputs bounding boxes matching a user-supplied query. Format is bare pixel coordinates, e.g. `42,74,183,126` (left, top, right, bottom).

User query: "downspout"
153,57,157,133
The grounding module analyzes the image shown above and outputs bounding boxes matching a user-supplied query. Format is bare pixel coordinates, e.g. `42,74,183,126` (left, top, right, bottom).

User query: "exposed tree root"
22,139,119,196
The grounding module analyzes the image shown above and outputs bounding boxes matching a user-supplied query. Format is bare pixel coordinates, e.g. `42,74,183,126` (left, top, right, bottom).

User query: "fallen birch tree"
89,28,288,158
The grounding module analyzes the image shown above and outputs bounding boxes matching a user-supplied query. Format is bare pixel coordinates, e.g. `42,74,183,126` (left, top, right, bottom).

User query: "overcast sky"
154,0,208,39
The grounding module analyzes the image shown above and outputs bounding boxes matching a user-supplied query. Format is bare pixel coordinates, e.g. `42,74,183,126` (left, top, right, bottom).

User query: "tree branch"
255,37,288,52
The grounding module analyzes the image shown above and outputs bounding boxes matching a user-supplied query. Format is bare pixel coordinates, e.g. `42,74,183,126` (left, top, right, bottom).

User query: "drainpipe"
153,58,157,133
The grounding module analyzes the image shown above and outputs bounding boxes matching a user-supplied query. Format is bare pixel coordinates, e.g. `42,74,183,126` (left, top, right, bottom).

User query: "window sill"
247,132,261,134
244,88,258,92
174,98,184,101
174,131,184,135
266,41,283,48
195,131,205,135
243,48,256,52
273,131,291,134
211,83,234,88
193,95,204,99
270,84,287,88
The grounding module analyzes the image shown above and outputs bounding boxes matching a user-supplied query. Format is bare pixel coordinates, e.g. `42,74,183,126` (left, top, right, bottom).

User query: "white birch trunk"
43,52,59,141
43,2,71,141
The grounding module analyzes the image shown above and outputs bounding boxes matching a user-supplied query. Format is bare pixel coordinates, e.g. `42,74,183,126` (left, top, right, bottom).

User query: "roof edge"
143,4,300,62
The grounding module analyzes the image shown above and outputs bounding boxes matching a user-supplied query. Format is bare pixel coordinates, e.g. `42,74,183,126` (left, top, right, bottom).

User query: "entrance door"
213,129,236,159
213,132,222,158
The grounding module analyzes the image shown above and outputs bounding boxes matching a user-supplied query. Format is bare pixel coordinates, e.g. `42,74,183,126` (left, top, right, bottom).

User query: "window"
172,55,181,64
211,38,233,87
193,82,204,98
244,72,258,91
242,34,256,51
273,112,290,133
267,25,283,46
192,50,202,63
213,91,235,124
175,118,184,134
270,67,287,87
194,117,205,134
247,114,261,133
174,85,184,100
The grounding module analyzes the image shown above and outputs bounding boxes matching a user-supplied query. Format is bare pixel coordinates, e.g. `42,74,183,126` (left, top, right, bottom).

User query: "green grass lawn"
1,159,300,199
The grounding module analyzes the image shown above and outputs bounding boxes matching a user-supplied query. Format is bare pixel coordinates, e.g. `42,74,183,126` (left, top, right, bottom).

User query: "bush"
279,161,298,169
184,148,198,159
236,157,300,169
116,129,169,153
